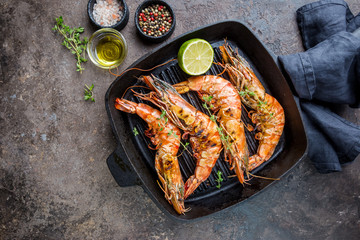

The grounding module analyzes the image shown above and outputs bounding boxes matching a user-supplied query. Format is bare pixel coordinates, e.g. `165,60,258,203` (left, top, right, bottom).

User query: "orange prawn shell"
174,75,249,184
114,98,186,214
219,43,285,170
138,76,223,199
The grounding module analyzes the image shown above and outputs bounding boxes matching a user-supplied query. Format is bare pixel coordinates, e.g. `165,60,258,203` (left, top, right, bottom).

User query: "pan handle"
106,144,140,187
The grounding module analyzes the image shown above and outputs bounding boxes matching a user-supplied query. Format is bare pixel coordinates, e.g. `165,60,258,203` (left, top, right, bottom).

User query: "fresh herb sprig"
202,95,216,122
133,127,139,136
52,16,88,73
202,96,233,150
157,110,191,155
84,84,95,102
215,170,224,189
239,86,256,98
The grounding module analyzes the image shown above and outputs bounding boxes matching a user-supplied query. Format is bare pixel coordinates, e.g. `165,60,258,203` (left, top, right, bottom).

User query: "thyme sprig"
257,100,268,108
133,127,139,136
239,86,255,97
52,16,88,73
157,110,191,155
238,86,275,121
84,84,95,102
215,170,224,189
202,96,233,151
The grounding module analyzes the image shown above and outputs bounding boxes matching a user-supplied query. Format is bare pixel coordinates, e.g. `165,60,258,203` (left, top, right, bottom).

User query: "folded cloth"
347,13,360,32
279,31,360,105
299,99,360,172
296,0,360,50
278,0,360,173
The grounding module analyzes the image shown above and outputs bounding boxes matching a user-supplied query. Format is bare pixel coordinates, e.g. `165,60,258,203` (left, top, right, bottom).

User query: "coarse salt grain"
93,0,124,26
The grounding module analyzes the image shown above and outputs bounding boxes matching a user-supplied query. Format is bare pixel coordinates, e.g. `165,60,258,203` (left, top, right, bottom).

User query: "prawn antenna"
109,58,177,78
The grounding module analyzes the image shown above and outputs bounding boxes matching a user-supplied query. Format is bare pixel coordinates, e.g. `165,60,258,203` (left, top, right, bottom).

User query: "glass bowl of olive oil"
87,28,127,69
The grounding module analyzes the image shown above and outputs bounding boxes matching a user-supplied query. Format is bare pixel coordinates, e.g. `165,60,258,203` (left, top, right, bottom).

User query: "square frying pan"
105,20,307,221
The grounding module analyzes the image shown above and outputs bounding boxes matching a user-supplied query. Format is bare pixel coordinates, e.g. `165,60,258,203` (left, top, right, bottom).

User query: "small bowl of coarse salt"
87,0,129,31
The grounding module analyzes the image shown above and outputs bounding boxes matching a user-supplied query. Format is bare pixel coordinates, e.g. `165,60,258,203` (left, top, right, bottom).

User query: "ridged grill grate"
123,45,283,200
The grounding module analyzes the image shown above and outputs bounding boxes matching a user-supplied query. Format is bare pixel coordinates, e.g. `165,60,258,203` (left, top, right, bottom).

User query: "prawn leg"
115,98,187,214
173,75,250,184
219,43,285,171
138,75,222,198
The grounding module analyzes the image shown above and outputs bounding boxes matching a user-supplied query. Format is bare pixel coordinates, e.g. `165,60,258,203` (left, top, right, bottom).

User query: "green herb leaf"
52,16,88,73
258,100,268,107
239,91,246,96
248,91,255,97
84,84,95,102
76,27,84,33
133,127,139,136
202,95,213,102
160,110,166,118
172,132,179,139
216,170,224,189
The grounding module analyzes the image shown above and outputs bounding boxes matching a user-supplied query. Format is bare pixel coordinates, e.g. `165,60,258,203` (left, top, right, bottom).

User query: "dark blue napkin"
278,0,360,173
280,32,360,105
299,99,360,172
296,0,356,49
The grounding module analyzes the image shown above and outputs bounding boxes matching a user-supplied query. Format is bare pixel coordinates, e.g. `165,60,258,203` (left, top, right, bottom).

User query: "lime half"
178,38,214,75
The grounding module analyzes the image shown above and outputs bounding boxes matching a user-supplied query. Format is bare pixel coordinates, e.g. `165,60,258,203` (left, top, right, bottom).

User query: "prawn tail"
184,175,202,199
234,161,245,185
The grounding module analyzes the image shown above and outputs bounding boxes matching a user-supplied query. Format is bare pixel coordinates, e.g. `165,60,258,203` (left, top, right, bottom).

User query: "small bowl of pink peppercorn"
88,0,129,31
135,0,176,43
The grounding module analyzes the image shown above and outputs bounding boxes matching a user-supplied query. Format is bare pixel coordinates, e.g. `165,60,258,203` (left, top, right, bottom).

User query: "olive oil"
96,35,125,67
87,28,127,69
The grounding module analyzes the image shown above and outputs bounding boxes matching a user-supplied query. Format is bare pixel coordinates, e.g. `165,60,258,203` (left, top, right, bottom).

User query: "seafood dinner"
219,43,285,170
173,75,250,184
137,75,223,199
114,98,187,214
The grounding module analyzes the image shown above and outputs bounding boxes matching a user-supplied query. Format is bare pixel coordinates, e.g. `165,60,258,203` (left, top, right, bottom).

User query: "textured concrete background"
1,0,360,239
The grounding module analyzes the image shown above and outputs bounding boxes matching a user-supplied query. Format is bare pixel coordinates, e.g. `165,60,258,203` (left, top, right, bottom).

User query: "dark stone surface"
1,0,359,239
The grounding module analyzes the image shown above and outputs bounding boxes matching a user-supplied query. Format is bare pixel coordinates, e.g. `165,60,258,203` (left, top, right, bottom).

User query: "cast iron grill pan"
105,20,307,221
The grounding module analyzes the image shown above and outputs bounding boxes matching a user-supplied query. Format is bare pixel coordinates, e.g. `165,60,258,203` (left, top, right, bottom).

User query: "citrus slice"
178,38,214,75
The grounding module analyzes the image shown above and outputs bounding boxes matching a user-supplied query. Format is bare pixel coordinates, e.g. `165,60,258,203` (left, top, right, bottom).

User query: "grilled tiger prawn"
137,75,222,199
173,75,249,184
114,98,187,214
219,43,285,170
